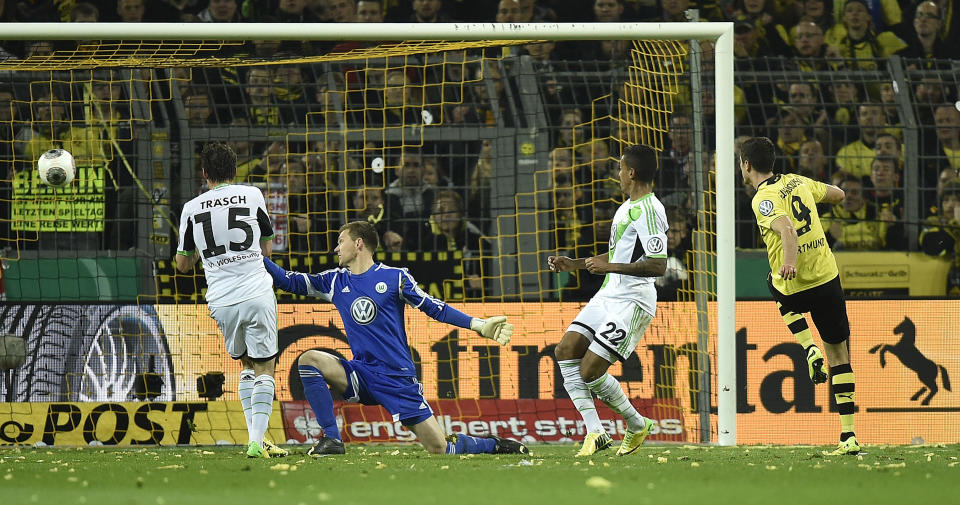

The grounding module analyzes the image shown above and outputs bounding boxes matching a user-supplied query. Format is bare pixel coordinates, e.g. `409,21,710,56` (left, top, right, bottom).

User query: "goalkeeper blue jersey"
264,258,473,376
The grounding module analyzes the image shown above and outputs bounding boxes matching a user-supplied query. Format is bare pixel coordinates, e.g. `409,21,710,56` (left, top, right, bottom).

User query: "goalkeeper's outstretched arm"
398,268,513,345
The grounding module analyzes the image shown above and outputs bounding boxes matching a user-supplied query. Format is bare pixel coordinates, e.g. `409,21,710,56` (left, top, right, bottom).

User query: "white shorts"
209,289,278,361
566,296,654,363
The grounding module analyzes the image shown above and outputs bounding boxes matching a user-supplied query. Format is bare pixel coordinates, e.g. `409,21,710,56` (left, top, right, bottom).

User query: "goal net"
0,23,735,447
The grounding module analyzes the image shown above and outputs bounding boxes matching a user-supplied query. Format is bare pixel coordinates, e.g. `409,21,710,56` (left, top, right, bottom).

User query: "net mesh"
0,37,717,445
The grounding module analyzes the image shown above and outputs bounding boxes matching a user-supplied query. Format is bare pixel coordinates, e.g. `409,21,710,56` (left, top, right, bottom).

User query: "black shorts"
767,274,850,344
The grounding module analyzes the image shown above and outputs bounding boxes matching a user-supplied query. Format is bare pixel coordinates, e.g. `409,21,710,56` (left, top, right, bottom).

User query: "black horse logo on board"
869,317,951,405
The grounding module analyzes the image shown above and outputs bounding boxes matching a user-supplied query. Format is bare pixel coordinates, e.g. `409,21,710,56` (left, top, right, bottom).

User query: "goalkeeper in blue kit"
263,220,528,456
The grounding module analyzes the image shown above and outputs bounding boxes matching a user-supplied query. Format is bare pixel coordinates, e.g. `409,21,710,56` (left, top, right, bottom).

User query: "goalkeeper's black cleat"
307,436,345,457
486,435,530,455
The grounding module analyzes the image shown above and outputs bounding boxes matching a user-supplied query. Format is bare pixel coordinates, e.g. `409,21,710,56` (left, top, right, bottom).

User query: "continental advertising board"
2,301,958,445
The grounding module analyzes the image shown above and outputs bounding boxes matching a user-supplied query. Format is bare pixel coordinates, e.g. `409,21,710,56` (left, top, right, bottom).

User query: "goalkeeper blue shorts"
339,358,434,426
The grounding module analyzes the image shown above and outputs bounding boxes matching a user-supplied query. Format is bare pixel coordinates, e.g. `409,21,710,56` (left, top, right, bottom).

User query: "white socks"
559,359,604,434
250,374,276,444
587,373,646,432
238,369,256,442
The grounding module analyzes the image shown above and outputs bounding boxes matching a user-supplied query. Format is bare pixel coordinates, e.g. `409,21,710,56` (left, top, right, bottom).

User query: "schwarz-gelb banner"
11,164,106,232
156,300,960,445
0,401,285,446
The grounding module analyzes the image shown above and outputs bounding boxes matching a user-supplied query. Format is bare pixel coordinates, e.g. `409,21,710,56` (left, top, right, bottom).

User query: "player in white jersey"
175,142,286,459
548,144,668,457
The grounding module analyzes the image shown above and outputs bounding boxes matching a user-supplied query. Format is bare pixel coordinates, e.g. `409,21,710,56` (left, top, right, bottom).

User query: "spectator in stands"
831,0,901,32
787,82,830,148
420,189,484,253
549,147,574,187
555,108,584,150
658,114,694,196
270,0,322,22
285,156,321,253
656,206,692,302
934,104,960,171
356,0,383,22
273,64,313,126
919,179,960,295
386,151,435,239
349,186,404,252
878,81,902,131
378,70,423,126
552,180,583,252
731,0,793,54
467,139,494,226
422,157,450,190
117,0,145,22
798,139,830,182
227,117,262,183
788,20,832,70
451,63,508,126
822,175,889,250
321,0,356,22
898,1,951,62
867,156,907,249
825,0,906,70
835,102,886,180
410,0,456,22
183,87,215,126
594,0,624,22
658,0,690,22
243,67,282,126
70,2,99,22
874,131,902,166
197,0,241,22
798,0,836,33
771,107,808,173
15,83,68,162
825,79,860,144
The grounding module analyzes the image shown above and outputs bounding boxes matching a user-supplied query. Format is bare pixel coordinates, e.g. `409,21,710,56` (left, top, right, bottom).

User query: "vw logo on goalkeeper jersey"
350,296,378,325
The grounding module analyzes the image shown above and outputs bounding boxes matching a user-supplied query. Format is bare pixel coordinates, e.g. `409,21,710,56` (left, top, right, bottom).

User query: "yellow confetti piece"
67,476,78,482
588,460,594,466
765,465,777,470
858,464,871,470
49,468,58,473
156,465,183,470
390,450,400,456
270,464,291,471
440,465,449,470
202,451,215,455
885,463,906,468
4,474,12,480
602,462,610,467
375,462,386,470
948,462,958,467
657,457,668,464
585,476,612,490
690,462,700,467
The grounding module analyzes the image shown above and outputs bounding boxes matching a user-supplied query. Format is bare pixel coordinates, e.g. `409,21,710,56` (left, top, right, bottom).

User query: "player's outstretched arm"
400,270,513,345
263,256,310,295
548,254,605,272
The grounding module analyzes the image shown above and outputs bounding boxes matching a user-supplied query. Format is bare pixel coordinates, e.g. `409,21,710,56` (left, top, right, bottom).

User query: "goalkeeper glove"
471,316,513,345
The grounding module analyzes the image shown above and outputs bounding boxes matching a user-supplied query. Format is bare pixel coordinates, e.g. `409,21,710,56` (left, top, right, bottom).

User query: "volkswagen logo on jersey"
350,296,378,325
646,237,664,254
758,199,774,216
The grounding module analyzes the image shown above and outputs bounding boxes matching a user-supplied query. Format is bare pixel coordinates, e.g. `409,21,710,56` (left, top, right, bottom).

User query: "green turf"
1,444,958,505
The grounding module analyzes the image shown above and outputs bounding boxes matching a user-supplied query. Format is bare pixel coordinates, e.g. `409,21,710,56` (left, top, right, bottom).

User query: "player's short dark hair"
740,137,777,174
341,221,380,252
622,144,657,183
200,141,238,183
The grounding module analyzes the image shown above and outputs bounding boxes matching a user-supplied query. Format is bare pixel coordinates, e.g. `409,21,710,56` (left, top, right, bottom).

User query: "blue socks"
445,433,497,454
298,365,340,440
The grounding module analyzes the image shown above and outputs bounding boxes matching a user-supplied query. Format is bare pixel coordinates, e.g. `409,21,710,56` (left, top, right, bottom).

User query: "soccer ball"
37,148,76,187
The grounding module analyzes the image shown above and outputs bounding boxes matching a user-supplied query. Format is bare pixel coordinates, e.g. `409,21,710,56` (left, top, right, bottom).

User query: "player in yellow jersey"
739,137,859,455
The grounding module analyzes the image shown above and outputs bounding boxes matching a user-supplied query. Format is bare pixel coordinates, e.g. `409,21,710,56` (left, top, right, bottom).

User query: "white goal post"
4,21,737,446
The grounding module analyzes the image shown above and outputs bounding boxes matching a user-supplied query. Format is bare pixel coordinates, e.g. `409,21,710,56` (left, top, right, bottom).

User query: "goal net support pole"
4,21,737,446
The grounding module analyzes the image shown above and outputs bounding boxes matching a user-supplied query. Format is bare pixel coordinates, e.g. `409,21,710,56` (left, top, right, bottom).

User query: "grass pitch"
1,444,957,505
